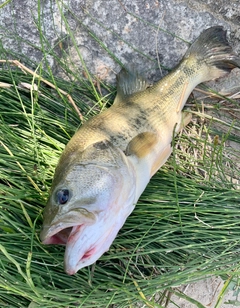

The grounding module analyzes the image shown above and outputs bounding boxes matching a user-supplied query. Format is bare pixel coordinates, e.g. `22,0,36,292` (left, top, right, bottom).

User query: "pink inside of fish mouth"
43,225,96,262
43,225,82,245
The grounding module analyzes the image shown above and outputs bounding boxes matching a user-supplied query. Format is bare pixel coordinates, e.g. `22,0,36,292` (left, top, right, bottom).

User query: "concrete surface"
0,0,240,307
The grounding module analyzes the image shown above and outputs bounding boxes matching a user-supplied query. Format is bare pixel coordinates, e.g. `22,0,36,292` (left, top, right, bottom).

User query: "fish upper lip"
40,208,96,242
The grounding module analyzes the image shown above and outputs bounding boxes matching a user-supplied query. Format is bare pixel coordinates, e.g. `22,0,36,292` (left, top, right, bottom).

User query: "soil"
168,276,238,308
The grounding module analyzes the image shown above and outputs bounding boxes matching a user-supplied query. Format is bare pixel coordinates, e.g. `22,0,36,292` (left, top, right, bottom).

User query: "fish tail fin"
184,26,240,81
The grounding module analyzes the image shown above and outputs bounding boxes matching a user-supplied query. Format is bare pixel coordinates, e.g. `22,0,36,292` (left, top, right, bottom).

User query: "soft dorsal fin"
125,132,158,158
113,67,149,105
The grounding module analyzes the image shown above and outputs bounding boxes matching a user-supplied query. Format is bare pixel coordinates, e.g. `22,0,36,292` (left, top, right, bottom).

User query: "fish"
40,26,240,275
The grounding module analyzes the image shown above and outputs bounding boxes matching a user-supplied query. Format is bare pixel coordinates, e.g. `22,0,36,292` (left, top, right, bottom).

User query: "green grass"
0,62,240,308
0,2,240,307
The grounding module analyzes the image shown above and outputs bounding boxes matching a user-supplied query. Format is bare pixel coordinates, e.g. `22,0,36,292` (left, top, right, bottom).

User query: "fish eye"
56,189,70,205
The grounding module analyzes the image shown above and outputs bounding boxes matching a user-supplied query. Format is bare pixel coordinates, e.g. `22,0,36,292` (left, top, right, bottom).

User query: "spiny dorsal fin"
125,132,158,158
113,67,149,105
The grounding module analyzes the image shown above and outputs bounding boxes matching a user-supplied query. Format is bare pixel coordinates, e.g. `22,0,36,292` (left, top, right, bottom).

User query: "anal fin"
175,111,192,134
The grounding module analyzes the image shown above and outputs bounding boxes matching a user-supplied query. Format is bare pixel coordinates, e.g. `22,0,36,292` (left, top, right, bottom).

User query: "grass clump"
0,59,240,308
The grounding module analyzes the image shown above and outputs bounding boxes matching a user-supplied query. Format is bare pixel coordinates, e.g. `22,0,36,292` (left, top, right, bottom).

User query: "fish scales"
40,26,240,275
62,54,202,156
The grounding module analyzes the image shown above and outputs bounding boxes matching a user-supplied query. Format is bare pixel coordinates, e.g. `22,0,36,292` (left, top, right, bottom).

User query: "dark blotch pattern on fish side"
164,74,186,98
109,134,129,147
108,108,151,150
134,118,142,127
93,140,111,150
107,103,149,144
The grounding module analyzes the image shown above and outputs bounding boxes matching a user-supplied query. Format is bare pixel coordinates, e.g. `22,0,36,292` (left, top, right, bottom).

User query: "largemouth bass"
40,26,240,275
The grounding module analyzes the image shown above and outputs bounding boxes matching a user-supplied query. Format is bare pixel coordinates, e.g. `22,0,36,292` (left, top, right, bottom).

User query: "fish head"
40,140,136,275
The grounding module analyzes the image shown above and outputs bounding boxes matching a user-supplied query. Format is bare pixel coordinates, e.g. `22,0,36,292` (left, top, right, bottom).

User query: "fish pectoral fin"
113,67,149,105
126,132,173,178
125,132,158,158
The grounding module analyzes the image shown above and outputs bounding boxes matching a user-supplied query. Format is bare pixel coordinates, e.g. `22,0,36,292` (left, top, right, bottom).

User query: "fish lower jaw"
63,222,122,275
64,246,97,275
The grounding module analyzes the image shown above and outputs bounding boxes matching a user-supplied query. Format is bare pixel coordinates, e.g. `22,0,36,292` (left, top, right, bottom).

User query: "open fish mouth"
40,207,97,244
41,225,81,245
40,208,115,275
41,223,100,275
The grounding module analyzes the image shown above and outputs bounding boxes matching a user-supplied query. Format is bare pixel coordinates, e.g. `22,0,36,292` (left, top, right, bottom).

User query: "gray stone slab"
0,0,239,85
